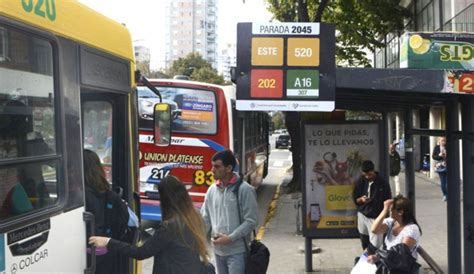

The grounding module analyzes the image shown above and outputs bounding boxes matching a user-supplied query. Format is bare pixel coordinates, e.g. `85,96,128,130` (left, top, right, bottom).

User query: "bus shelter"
331,68,474,274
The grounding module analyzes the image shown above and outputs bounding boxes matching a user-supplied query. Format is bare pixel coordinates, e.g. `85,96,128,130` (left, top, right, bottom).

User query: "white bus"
0,1,140,273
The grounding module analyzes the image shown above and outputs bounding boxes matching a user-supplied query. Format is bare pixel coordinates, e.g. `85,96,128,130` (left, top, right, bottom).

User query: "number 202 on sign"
250,69,283,98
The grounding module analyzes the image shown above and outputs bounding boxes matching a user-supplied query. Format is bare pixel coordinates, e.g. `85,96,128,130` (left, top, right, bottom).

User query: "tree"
265,0,410,191
265,0,410,67
167,52,224,84
136,61,151,77
271,112,284,130
137,61,170,79
191,67,225,84
147,70,170,79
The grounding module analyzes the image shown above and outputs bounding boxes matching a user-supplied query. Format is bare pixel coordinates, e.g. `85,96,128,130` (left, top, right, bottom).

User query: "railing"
443,4,474,32
418,245,444,273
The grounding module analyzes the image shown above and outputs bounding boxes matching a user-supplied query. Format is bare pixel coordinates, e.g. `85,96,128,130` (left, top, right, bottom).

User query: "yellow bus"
0,1,140,273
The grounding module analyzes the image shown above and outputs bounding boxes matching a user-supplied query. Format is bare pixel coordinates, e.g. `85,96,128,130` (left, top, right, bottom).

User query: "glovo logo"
325,185,355,210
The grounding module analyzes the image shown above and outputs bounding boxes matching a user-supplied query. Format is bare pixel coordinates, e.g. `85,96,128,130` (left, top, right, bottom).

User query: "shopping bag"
351,252,377,274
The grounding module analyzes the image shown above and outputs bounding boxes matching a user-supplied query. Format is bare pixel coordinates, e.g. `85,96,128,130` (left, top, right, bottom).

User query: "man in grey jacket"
201,150,258,274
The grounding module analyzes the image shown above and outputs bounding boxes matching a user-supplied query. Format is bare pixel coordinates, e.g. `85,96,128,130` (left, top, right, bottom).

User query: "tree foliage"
265,0,410,67
191,66,225,85
167,52,224,84
137,61,169,79
271,112,285,130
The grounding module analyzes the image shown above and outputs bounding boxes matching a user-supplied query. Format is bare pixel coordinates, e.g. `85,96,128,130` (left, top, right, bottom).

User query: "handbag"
201,261,216,274
351,252,377,274
245,235,270,274
234,180,270,274
376,243,420,274
434,160,447,172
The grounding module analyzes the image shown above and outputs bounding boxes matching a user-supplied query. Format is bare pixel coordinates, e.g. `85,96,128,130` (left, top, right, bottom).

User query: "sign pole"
305,237,313,272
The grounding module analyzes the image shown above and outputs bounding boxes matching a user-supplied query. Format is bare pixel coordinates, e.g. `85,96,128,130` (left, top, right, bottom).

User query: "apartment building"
134,45,151,63
164,0,218,69
218,43,237,82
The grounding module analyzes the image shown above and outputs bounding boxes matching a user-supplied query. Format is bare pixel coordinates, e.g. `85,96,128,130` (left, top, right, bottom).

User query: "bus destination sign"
235,22,335,112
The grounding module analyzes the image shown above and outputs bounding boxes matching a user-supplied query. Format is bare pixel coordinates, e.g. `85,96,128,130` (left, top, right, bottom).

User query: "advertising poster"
446,70,474,94
400,32,473,69
302,122,380,238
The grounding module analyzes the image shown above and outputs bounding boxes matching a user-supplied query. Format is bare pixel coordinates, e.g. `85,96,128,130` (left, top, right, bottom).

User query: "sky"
78,0,273,70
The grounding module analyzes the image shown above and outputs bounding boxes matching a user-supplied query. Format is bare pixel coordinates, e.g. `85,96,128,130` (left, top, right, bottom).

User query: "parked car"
273,129,288,135
138,88,180,120
137,87,182,132
275,134,291,149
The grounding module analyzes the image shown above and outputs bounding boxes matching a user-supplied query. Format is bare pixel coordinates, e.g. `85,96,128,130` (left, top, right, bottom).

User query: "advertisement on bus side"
138,135,225,220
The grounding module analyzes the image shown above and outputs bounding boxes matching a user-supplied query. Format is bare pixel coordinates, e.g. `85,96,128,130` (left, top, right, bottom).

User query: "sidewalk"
262,172,448,274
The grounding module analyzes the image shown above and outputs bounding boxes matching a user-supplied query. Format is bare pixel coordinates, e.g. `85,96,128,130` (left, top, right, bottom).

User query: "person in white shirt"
368,195,422,274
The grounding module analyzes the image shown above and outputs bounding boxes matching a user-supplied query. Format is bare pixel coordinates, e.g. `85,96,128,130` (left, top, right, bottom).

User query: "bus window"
137,86,217,134
0,27,6,61
0,26,59,221
83,101,113,182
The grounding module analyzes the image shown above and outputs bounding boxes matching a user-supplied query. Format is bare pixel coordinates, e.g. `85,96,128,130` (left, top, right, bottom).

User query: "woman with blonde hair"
89,175,211,274
432,136,447,201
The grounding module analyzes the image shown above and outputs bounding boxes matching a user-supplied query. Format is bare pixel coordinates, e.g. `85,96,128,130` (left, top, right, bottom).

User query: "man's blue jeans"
215,252,246,274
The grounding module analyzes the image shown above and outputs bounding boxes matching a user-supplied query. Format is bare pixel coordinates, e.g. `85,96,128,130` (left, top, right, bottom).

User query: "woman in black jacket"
89,175,211,274
84,149,129,274
432,137,447,201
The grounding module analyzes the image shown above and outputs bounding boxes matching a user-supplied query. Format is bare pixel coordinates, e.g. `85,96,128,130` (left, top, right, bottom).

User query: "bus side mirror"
230,66,237,84
154,103,171,146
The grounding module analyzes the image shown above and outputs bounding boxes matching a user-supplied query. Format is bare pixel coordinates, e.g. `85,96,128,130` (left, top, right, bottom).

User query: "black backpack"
86,186,130,242
103,190,130,242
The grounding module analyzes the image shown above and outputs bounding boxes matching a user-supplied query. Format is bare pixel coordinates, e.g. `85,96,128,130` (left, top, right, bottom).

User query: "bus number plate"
193,170,215,186
151,168,170,180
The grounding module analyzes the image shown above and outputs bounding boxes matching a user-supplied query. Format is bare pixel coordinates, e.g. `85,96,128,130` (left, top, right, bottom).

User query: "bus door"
81,91,137,274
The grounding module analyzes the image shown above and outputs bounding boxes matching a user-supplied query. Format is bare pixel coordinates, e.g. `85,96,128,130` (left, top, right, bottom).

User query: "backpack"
103,190,130,242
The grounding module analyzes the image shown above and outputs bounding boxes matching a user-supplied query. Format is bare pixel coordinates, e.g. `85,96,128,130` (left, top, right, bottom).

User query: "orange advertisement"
182,110,213,121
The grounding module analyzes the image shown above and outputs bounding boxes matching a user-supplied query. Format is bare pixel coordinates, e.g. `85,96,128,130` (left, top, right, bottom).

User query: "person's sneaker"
443,196,447,202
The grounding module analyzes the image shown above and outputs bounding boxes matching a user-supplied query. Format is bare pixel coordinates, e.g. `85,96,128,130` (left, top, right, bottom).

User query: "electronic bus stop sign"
235,22,335,112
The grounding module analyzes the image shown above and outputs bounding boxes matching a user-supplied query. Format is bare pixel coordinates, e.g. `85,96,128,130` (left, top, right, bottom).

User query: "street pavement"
262,170,449,274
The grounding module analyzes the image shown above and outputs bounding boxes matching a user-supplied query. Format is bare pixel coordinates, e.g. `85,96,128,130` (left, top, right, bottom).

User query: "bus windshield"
137,86,217,134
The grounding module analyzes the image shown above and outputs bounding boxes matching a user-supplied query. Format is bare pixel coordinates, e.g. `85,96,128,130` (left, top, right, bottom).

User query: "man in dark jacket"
353,160,392,250
389,144,401,196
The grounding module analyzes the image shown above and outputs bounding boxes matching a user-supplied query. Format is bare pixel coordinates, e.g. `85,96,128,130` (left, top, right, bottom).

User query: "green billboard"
400,32,473,69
